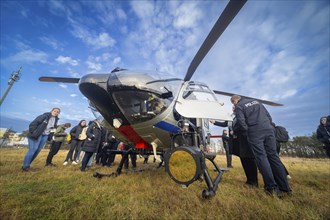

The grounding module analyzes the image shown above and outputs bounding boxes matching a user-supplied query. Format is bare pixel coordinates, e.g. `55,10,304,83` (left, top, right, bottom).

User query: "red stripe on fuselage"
117,125,151,149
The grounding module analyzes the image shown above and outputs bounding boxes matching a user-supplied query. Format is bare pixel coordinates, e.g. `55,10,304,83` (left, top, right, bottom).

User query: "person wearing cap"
45,123,71,166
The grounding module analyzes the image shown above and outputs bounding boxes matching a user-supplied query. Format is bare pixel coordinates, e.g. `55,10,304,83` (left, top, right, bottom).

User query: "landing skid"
201,153,227,199
93,148,163,179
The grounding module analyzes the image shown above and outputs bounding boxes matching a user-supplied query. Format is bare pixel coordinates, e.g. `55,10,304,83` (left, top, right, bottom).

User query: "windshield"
112,90,171,124
182,82,218,101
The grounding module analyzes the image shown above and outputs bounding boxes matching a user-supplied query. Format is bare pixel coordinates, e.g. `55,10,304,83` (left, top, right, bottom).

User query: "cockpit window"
112,90,171,124
182,83,217,102
88,101,104,122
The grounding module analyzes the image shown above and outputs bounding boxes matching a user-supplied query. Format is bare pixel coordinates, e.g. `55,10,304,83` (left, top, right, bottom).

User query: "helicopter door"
175,81,232,121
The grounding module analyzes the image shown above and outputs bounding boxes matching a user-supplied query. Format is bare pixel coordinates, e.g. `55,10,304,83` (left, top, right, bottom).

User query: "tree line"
1,129,328,158
279,132,327,158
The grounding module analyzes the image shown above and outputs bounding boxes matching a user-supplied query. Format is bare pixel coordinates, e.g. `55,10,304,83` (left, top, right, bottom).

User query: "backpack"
275,126,289,143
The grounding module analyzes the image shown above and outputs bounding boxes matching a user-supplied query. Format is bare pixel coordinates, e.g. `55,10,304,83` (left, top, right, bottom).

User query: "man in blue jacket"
22,108,60,172
231,95,291,197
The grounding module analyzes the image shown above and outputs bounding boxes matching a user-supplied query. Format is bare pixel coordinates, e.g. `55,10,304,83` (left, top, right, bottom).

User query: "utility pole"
0,67,22,106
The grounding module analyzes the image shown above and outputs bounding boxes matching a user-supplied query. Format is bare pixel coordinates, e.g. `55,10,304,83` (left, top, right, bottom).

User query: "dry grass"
0,148,329,220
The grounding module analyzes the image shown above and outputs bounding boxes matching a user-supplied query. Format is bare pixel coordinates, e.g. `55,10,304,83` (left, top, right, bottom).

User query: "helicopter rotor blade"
213,90,283,106
184,0,247,81
39,77,80,83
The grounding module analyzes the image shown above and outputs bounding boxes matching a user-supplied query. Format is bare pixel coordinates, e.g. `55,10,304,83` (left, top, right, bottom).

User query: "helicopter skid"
202,157,225,199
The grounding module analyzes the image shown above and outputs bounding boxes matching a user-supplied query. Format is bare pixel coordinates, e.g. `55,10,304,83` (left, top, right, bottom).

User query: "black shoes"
45,163,56,167
22,167,31,172
245,182,258,188
22,167,38,172
265,187,280,198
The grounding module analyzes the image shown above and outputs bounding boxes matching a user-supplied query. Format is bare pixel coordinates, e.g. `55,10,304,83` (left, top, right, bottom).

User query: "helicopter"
39,0,282,198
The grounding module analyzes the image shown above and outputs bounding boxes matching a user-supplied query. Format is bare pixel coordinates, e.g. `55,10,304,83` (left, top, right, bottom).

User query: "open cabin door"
175,81,232,121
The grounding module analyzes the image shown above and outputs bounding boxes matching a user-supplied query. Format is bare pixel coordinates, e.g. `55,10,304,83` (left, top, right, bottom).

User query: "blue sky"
1,0,329,137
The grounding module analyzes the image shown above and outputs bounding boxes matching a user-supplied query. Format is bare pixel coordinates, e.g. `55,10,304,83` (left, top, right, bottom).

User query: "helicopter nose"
78,74,110,100
79,73,109,86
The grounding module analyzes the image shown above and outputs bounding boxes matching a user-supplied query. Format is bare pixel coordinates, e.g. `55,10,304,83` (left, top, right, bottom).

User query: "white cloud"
96,33,115,48
56,56,79,66
3,49,48,64
116,8,127,20
85,53,120,72
47,0,71,17
69,18,116,49
70,94,78,97
130,1,154,18
31,97,73,107
281,89,297,99
59,84,67,89
40,36,61,50
173,2,202,29
86,60,102,72
113,57,121,65
71,72,81,78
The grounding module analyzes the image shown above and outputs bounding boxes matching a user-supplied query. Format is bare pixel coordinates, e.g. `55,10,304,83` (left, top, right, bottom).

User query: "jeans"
23,135,48,168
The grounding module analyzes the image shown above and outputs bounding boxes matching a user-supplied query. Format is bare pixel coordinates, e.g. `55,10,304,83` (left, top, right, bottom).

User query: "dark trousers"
325,143,330,158
46,141,62,165
65,139,82,162
248,129,291,192
276,141,290,175
81,151,94,171
223,143,232,167
73,140,84,161
240,157,258,185
124,154,137,169
101,152,116,166
95,146,103,164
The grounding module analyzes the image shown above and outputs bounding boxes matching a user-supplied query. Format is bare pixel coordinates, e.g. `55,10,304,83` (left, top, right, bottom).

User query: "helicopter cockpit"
108,70,182,125
112,91,168,124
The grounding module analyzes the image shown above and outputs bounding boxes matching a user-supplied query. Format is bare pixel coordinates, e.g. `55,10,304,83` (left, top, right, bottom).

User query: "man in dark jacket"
22,108,60,172
231,95,291,197
317,116,330,158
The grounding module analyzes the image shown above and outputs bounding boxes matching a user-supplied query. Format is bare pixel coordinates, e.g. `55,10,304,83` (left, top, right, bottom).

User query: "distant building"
0,127,28,147
0,128,7,138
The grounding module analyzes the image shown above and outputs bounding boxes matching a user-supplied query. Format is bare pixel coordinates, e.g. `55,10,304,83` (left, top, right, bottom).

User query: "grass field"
0,148,329,220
